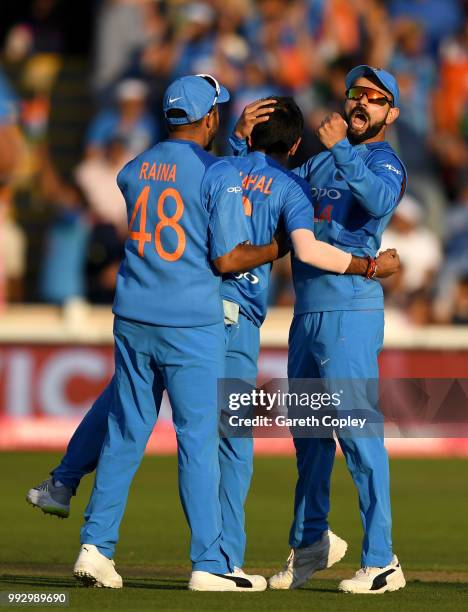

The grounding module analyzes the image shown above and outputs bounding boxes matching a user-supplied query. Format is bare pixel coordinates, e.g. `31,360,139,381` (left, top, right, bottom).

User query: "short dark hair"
165,109,206,131
250,97,304,155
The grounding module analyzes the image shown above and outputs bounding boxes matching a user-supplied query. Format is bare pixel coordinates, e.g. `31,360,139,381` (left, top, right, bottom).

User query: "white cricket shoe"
269,529,348,590
188,567,267,592
73,544,123,589
338,555,406,594
26,477,72,518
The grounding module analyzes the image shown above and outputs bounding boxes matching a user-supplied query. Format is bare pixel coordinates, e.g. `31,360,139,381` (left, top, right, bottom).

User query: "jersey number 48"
129,186,186,262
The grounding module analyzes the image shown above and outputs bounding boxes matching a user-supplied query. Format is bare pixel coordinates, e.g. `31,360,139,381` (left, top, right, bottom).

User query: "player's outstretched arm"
290,229,400,278
291,229,351,272
343,247,400,277
214,240,279,274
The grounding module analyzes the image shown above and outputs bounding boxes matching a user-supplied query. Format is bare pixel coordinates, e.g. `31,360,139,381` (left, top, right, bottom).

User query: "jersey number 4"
129,186,186,261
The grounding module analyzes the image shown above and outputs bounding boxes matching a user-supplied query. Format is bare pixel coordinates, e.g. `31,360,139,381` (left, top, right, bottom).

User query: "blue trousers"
53,314,259,570
287,311,392,568
220,315,259,567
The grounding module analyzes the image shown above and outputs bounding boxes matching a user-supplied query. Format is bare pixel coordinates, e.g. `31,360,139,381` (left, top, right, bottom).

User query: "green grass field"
0,453,467,611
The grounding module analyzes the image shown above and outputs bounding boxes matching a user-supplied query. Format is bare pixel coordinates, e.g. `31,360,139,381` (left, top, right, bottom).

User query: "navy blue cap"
345,65,400,107
163,74,230,125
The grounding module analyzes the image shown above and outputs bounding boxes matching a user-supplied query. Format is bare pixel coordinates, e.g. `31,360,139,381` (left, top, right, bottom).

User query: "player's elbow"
366,194,398,219
367,206,392,220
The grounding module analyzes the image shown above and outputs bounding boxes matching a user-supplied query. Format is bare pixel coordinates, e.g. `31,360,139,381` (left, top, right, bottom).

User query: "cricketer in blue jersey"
231,66,408,594
218,99,399,571
26,96,400,588
67,74,288,592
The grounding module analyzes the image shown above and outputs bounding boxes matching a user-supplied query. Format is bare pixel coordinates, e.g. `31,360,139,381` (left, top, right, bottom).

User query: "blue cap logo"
163,74,230,125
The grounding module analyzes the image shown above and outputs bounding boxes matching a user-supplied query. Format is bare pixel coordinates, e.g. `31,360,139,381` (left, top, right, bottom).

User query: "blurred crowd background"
0,0,467,327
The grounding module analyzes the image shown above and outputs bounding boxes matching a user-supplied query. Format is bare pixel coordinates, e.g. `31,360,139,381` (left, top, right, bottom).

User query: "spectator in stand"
381,195,442,294
212,0,251,92
39,134,129,306
172,3,217,77
389,19,437,138
0,184,27,304
293,55,356,165
445,181,468,264
227,58,282,140
85,222,124,305
85,79,159,160
8,0,65,55
92,0,157,100
137,5,176,136
355,0,394,68
434,18,468,137
75,136,131,304
433,180,468,323
319,0,362,59
75,137,128,239
246,0,317,91
451,276,468,324
380,195,442,325
386,18,447,235
0,70,21,184
0,68,24,305
389,0,463,55
38,184,89,305
432,18,468,195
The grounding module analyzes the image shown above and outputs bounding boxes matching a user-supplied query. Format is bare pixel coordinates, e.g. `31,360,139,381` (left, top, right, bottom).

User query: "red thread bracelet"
365,256,377,279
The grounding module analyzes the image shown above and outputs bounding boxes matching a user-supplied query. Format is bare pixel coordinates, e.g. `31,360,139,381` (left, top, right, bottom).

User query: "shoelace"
356,567,372,577
281,549,295,573
36,480,49,492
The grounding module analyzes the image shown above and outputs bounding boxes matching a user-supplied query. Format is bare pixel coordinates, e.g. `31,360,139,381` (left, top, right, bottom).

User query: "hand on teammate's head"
234,99,277,140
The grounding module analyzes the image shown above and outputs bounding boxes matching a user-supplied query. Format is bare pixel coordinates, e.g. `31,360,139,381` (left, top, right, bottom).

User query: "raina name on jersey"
139,162,177,182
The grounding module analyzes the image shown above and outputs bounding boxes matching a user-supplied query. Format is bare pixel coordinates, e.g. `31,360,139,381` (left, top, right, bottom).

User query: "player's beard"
205,109,219,150
345,105,389,145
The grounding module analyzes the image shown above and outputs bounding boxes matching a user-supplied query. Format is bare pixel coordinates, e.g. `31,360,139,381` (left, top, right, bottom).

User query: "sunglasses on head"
196,73,220,112
346,86,393,107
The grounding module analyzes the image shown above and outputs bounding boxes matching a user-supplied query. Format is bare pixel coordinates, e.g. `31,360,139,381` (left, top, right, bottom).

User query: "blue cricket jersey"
229,135,407,314
293,138,406,313
113,139,249,327
221,151,315,327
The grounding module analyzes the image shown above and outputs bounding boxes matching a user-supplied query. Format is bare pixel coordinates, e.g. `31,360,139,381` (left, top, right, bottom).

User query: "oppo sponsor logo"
234,272,259,284
311,187,342,201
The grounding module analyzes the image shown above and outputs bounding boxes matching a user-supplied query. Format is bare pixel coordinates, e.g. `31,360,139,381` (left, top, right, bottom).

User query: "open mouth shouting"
349,107,370,132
